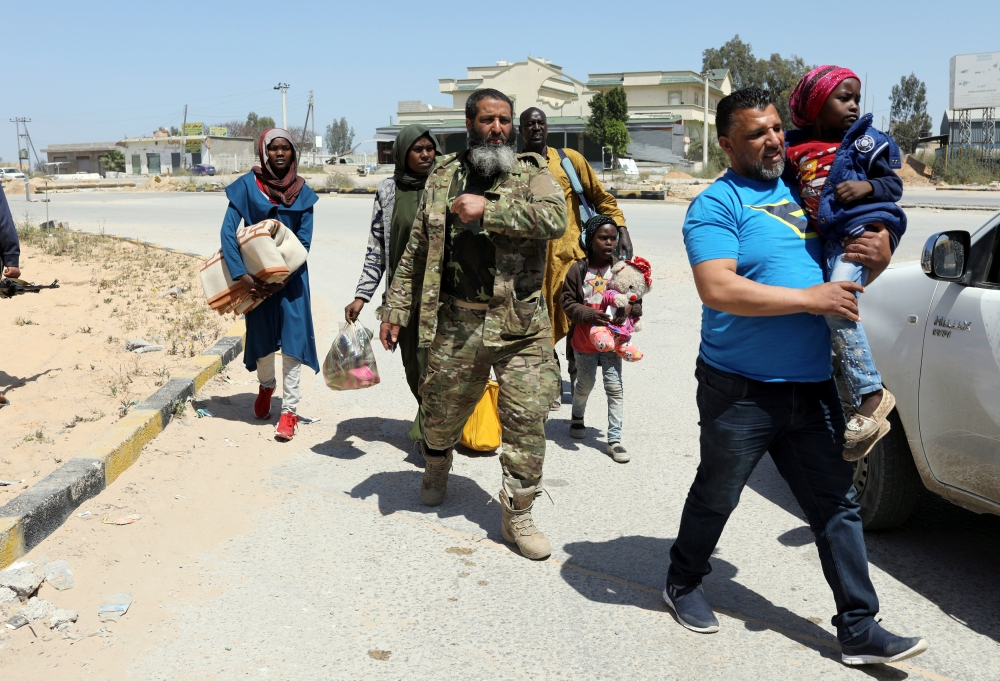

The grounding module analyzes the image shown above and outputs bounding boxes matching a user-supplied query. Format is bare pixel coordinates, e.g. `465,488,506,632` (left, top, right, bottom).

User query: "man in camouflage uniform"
377,88,567,560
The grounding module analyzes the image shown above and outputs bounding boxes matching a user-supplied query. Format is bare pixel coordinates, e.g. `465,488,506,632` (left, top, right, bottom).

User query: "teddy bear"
589,256,652,361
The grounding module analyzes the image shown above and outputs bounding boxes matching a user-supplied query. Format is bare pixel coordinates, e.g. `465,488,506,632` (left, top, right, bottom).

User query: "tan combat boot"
499,477,551,560
420,444,453,506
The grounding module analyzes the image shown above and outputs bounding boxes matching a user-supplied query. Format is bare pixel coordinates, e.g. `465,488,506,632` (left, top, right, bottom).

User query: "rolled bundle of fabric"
200,218,307,315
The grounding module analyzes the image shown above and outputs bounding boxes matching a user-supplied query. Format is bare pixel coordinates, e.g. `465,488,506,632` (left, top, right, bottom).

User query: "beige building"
41,142,120,176
120,135,255,175
585,68,732,139
376,57,731,166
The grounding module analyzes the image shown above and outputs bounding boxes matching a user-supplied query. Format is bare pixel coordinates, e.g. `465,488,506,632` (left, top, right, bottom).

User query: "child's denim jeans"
824,240,883,409
572,350,623,442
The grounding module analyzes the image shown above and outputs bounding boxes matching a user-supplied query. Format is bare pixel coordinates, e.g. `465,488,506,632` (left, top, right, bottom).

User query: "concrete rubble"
0,563,44,599
48,608,79,630
0,586,18,608
20,597,56,622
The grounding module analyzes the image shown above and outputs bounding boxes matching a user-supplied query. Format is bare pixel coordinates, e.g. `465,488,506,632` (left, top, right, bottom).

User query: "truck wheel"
853,409,923,530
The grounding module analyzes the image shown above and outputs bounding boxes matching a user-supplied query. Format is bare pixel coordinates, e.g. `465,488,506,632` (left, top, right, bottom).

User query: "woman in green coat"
345,124,441,441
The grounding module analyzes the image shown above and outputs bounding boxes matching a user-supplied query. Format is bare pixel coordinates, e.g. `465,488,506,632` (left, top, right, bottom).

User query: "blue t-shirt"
683,169,831,382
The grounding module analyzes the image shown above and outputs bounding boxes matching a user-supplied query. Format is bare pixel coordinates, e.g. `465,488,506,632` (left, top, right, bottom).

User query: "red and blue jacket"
785,113,906,251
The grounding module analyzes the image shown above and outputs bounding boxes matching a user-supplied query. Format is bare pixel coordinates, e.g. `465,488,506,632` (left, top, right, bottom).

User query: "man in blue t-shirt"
664,88,927,667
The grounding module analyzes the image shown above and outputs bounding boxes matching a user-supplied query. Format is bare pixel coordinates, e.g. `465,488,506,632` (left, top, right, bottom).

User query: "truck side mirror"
921,231,970,282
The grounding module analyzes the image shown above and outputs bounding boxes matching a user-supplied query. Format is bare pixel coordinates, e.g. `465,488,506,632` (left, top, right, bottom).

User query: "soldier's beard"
467,127,517,178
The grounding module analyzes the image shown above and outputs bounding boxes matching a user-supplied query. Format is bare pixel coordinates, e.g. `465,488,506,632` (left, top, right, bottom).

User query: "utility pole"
21,121,42,168
301,90,314,162
11,118,31,200
863,73,868,115
702,72,710,171
274,83,290,129
180,104,188,170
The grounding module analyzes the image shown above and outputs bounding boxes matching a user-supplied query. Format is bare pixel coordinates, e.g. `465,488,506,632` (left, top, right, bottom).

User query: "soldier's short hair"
465,88,514,121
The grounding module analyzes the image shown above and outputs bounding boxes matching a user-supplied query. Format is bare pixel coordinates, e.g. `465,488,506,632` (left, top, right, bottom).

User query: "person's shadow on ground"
348,470,500,541
311,416,418,463
746,452,1000,646
560,535,906,679
191,393,259,425
0,369,55,394
544,409,608,455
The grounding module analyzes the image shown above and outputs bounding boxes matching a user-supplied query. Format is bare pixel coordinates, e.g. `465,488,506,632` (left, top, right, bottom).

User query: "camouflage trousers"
420,299,560,485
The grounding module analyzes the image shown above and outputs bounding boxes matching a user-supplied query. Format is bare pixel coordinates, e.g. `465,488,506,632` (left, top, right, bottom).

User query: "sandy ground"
0,229,229,491
0,366,295,678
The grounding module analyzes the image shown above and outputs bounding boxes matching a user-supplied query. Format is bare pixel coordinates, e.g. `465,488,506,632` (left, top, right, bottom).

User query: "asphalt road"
4,191,1000,680
900,187,1000,210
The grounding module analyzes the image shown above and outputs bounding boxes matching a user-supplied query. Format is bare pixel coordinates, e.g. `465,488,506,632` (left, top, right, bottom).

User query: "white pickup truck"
858,210,1000,529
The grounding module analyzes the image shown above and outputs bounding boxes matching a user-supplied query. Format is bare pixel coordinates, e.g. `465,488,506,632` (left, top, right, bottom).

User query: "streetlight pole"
702,71,710,171
274,83,290,129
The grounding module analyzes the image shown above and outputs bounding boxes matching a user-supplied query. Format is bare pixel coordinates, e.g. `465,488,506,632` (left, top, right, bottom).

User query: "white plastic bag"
323,321,381,390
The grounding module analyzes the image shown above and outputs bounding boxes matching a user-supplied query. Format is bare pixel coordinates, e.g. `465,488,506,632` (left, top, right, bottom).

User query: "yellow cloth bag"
460,380,502,451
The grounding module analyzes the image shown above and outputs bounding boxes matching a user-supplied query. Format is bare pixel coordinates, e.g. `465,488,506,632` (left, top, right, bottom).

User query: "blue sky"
2,0,996,164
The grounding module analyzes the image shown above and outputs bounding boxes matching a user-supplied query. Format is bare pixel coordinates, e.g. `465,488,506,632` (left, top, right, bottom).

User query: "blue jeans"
572,350,623,443
824,240,883,409
668,358,879,642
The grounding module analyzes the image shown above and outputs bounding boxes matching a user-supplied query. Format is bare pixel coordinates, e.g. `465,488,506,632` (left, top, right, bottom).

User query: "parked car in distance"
190,164,216,176
859,209,1000,529
0,167,27,180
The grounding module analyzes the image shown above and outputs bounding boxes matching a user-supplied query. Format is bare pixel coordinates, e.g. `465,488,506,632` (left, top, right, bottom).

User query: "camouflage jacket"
376,150,567,347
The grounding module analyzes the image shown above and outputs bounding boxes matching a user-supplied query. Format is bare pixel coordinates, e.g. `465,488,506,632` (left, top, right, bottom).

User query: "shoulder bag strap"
557,148,596,222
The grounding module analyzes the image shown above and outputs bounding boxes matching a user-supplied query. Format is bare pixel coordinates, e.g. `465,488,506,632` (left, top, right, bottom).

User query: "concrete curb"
899,202,999,212
0,320,246,569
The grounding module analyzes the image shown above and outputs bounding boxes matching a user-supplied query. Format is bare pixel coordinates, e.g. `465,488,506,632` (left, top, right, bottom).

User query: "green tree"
585,86,631,157
324,117,355,155
169,126,181,136
605,120,630,158
702,35,810,130
99,149,126,173
889,73,932,154
701,35,760,90
606,86,629,123
686,135,730,171
584,91,609,144
758,53,809,132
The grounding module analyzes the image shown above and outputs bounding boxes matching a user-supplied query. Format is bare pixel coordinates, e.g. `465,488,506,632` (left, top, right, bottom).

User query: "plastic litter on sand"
102,514,141,525
98,592,132,622
43,560,74,591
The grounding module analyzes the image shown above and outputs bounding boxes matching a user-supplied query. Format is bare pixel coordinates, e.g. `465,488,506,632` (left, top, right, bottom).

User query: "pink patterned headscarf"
789,65,861,129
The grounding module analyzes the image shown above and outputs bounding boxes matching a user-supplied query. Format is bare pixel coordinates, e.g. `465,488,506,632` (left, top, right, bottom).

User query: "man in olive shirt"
378,88,567,560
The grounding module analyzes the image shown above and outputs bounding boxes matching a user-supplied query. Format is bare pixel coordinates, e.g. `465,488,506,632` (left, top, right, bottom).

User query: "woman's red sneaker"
254,386,276,419
275,412,298,441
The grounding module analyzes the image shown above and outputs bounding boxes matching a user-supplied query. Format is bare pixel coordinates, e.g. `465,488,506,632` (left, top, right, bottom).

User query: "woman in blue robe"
219,128,319,441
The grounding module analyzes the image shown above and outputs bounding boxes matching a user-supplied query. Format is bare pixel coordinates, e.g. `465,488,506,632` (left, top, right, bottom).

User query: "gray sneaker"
663,582,719,633
607,442,630,463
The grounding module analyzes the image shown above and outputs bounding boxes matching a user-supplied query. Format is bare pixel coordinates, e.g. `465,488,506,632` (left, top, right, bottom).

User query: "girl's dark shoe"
607,442,630,463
